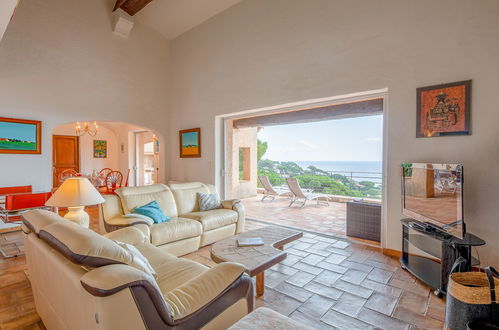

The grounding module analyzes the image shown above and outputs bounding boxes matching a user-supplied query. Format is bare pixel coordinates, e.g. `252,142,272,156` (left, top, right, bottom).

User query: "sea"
294,160,382,183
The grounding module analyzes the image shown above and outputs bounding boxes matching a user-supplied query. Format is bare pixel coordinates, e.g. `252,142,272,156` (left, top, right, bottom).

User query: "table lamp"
46,177,105,228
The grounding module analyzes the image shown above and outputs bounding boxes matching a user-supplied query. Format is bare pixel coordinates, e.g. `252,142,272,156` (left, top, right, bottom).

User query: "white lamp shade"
46,177,105,207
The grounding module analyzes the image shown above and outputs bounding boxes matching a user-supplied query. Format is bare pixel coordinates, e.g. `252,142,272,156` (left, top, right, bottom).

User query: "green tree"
257,139,268,162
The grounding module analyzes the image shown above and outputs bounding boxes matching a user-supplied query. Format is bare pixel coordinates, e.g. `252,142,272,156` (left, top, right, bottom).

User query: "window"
239,147,250,181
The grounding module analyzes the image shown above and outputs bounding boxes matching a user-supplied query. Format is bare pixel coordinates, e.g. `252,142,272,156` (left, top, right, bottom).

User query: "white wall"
0,0,169,191
168,0,499,266
52,123,119,175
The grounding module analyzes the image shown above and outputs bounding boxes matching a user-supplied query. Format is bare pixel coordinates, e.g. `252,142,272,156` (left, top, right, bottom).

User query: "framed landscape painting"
417,80,471,137
179,128,201,158
93,140,107,158
0,117,41,154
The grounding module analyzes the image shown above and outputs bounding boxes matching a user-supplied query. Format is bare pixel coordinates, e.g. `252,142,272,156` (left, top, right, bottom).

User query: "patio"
242,193,348,238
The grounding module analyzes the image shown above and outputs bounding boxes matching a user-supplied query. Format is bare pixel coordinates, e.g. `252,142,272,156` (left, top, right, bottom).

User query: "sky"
181,131,199,147
257,115,383,162
0,122,37,142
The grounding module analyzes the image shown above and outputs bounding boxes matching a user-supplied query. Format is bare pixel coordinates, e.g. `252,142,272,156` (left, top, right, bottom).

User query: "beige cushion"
163,262,245,320
169,182,210,215
39,221,133,268
115,184,178,217
114,241,157,278
149,217,202,246
39,221,153,277
134,242,208,293
181,209,238,231
22,209,64,235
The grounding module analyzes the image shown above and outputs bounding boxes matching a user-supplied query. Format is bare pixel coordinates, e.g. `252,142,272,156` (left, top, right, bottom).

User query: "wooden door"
52,135,79,187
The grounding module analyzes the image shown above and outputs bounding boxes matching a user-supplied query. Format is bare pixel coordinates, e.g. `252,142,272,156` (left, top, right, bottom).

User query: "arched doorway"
51,121,162,188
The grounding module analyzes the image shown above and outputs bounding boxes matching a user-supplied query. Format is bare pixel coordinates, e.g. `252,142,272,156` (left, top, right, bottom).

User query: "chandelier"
75,121,98,136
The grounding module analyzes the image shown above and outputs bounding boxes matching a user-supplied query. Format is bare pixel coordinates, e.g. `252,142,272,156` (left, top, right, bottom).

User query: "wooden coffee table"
210,226,303,297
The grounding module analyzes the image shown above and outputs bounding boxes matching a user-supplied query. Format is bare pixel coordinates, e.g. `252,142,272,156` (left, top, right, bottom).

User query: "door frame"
52,135,80,187
215,88,389,247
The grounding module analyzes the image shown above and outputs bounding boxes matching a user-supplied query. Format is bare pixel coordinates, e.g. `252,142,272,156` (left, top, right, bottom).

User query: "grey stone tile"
314,270,342,287
299,237,319,244
341,260,374,273
321,309,372,329
286,248,310,257
332,292,366,317
324,254,347,265
331,240,350,249
301,253,325,266
334,280,374,299
293,242,313,250
289,310,334,329
262,288,302,316
367,267,393,284
265,270,289,289
271,263,299,276
281,254,301,267
341,269,369,285
315,236,338,244
274,281,314,302
308,248,332,257
317,261,348,274
327,247,353,257
304,281,343,300
365,292,399,316
293,262,324,275
285,271,315,287
298,294,336,318
311,241,331,250
365,259,398,272
357,308,410,330
361,279,403,298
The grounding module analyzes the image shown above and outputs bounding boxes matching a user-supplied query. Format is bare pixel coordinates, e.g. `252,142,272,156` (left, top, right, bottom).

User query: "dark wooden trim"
0,117,42,154
179,127,201,158
113,0,153,16
416,80,471,138
233,98,383,128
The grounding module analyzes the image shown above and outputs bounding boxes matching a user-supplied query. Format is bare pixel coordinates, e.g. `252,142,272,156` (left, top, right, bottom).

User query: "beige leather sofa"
100,182,245,256
22,209,253,330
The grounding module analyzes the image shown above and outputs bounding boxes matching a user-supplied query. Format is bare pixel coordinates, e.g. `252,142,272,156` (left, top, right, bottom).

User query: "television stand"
400,218,485,297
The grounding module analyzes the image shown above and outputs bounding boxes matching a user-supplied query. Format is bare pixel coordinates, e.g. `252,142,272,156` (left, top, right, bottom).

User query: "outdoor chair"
286,177,329,208
258,176,290,201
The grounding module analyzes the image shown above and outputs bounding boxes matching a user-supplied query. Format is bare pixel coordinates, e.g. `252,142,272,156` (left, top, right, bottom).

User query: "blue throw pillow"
132,201,170,224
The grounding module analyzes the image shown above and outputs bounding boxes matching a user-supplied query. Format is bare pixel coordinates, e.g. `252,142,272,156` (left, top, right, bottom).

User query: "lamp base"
63,206,90,228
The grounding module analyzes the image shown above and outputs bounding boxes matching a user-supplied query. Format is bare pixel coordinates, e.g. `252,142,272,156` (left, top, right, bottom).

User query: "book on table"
237,237,264,247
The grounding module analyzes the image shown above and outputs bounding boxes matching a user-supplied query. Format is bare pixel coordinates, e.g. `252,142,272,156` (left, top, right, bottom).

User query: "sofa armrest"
221,199,241,209
104,226,147,245
163,262,246,320
221,200,245,234
80,264,175,326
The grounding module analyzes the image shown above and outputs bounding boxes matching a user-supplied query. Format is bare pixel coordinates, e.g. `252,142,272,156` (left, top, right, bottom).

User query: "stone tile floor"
0,207,445,329
242,194,347,237
187,221,445,330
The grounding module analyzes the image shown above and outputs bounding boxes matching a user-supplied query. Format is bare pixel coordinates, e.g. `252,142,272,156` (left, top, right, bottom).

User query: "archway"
51,121,163,189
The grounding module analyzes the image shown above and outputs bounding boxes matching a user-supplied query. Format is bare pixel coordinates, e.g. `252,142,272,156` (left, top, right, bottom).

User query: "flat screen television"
401,163,464,239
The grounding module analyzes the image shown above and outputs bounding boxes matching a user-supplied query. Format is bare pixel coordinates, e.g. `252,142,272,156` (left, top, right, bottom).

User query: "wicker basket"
445,266,499,330
346,201,381,242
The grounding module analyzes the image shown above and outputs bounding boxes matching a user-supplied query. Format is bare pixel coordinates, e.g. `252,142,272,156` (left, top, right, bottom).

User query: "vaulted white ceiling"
136,0,242,40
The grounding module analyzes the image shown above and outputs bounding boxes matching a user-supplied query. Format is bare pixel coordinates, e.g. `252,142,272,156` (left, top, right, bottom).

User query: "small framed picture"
416,80,471,137
0,117,42,154
179,128,201,158
93,140,107,158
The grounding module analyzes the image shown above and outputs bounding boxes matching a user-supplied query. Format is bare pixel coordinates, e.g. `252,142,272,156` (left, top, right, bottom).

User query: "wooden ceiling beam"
113,0,154,16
